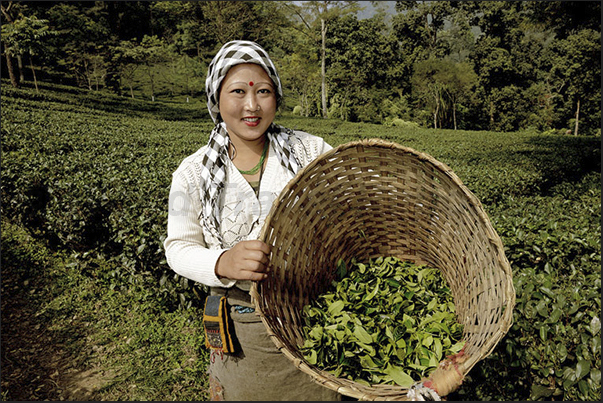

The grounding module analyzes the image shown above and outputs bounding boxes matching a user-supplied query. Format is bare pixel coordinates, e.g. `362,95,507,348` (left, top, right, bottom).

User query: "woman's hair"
205,40,283,123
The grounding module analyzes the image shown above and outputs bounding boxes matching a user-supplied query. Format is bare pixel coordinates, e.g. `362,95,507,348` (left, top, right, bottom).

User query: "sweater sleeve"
163,171,236,288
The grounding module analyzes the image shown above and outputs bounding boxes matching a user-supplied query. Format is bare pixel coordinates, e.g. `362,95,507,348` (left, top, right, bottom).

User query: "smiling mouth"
242,117,260,122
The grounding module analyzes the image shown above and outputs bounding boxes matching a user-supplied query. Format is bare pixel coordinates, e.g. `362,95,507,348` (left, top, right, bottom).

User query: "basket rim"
250,138,516,399
258,138,486,242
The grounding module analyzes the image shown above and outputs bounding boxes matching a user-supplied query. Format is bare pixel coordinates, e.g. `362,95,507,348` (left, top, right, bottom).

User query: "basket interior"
253,139,514,399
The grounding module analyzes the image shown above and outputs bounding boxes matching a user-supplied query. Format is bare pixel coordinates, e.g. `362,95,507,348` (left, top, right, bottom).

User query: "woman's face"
218,63,277,143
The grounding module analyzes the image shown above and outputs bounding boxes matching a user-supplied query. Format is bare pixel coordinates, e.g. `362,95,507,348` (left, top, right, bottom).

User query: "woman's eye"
231,89,245,94
258,89,272,94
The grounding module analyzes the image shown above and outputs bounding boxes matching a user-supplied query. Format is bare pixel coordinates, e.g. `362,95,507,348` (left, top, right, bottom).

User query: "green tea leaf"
360,354,376,369
328,300,345,316
354,325,373,344
576,359,590,379
433,338,443,360
589,316,601,336
309,326,323,339
300,257,463,387
307,349,317,365
384,365,414,388
540,325,548,342
590,368,601,384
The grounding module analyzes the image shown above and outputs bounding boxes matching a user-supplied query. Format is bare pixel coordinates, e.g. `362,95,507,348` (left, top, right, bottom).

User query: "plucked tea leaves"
300,257,464,386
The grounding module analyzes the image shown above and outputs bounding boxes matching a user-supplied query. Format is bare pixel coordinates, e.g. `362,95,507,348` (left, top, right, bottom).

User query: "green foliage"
301,257,464,387
326,13,397,122
1,82,211,312
0,218,209,401
0,14,54,57
1,82,600,401
549,29,601,134
408,51,477,130
384,118,419,130
451,177,601,401
4,1,599,134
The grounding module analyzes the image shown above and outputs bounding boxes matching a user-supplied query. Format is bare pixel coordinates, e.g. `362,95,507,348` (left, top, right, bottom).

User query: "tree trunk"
489,100,495,129
433,94,439,129
170,59,176,96
302,92,309,117
147,64,156,101
453,102,457,130
29,56,39,93
3,47,19,88
84,60,93,90
184,56,190,97
1,3,19,88
17,54,24,83
573,98,580,136
321,18,327,119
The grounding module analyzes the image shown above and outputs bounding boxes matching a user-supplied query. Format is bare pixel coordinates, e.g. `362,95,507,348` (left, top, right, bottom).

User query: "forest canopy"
1,1,601,135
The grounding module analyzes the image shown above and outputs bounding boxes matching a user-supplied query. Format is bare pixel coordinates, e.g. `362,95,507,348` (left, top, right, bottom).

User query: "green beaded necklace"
238,140,269,175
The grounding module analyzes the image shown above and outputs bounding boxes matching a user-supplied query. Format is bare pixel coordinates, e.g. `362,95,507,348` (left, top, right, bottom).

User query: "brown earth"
1,258,114,401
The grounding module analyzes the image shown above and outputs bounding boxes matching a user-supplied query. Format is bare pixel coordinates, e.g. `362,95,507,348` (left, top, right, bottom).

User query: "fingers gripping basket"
250,139,515,400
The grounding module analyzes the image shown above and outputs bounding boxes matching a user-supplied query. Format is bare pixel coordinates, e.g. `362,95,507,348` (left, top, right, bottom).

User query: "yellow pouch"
203,295,235,353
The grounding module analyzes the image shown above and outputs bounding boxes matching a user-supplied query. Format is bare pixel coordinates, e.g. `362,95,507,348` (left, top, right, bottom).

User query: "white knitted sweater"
164,131,332,289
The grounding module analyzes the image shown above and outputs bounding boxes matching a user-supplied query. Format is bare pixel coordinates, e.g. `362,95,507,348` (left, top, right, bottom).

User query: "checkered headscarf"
206,40,283,124
200,40,300,244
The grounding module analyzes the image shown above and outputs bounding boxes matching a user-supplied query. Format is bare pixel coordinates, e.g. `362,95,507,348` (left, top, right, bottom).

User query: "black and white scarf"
200,40,300,244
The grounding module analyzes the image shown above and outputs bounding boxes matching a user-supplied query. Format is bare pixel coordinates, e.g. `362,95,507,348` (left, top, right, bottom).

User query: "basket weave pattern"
250,139,515,400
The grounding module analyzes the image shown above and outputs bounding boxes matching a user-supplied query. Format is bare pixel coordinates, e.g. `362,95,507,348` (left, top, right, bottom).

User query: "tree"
392,1,462,86
1,13,54,93
175,54,204,101
394,1,455,57
456,2,516,130
152,1,287,58
279,44,321,117
283,1,361,118
464,1,601,134
412,59,447,129
139,35,172,101
43,2,112,89
326,13,397,122
112,36,168,100
550,29,601,135
112,39,143,99
411,58,478,130
442,62,477,130
525,1,601,40
1,1,22,87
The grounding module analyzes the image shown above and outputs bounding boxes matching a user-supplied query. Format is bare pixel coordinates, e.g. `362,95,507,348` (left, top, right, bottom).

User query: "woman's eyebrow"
225,80,274,88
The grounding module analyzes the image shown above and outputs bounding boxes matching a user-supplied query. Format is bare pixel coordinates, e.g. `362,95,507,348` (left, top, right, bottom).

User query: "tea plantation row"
1,82,600,400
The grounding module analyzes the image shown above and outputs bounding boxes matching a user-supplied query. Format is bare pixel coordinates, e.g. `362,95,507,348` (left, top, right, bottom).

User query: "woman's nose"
245,93,259,112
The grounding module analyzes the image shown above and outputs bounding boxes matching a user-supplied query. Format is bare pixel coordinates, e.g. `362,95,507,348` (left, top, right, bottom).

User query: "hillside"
1,82,600,401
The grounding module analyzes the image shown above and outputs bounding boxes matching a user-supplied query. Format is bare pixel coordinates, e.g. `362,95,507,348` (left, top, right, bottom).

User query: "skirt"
207,286,341,401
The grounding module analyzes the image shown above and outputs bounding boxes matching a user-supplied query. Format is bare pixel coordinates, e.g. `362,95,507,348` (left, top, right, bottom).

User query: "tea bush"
1,83,213,311
1,81,600,400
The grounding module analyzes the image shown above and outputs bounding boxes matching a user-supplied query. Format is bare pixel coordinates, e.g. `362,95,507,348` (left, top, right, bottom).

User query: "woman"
164,40,339,401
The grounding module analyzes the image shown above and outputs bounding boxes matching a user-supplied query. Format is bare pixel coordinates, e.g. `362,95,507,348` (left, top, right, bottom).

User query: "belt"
210,285,253,308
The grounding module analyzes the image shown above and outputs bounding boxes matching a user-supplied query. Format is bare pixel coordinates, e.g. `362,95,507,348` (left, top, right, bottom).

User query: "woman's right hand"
214,240,271,281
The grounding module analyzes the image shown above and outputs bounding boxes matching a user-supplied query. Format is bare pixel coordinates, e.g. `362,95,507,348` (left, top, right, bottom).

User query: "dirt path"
1,241,113,401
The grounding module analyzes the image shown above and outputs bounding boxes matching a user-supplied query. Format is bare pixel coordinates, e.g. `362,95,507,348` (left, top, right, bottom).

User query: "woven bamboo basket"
250,139,515,400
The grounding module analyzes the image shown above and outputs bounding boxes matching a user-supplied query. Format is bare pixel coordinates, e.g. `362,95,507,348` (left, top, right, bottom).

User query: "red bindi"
249,81,254,87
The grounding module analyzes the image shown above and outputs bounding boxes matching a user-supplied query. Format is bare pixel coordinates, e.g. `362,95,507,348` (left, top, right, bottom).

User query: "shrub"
1,83,600,400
